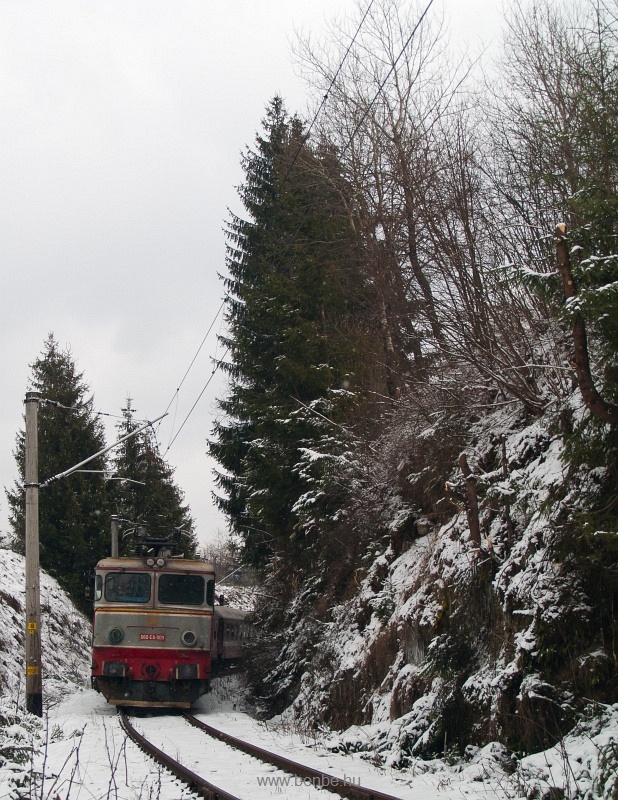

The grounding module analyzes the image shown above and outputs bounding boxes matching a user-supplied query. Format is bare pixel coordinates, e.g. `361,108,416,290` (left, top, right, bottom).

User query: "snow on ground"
0,548,92,799
2,689,165,800
279,398,617,774
2,674,616,799
2,547,617,799
216,584,260,612
0,549,91,701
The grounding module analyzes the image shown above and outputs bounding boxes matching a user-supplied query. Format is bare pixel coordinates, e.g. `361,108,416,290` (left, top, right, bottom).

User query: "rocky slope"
252,396,618,768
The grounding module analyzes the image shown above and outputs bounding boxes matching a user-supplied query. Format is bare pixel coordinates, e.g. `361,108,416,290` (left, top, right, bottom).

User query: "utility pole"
24,391,42,716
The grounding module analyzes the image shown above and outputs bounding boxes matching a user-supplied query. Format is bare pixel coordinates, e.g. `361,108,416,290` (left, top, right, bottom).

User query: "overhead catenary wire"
160,2,435,458
340,0,435,158
213,3,438,446
153,299,225,446
155,7,379,458
278,0,376,191
40,398,150,422
162,299,225,418
163,347,230,456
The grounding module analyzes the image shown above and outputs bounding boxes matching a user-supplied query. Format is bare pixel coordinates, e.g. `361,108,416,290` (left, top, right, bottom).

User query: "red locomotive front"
91,554,215,708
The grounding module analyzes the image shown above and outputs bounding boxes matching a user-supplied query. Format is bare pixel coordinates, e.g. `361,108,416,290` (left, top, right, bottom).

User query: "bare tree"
295,0,456,395
295,0,555,413
486,0,618,416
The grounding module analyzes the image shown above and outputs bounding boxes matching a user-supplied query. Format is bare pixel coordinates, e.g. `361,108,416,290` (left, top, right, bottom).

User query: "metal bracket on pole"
40,413,167,487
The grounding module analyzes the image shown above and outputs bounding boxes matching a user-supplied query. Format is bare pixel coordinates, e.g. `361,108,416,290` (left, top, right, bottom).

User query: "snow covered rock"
0,548,91,703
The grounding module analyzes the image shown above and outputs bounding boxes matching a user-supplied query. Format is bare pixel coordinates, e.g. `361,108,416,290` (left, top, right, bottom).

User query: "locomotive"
90,526,246,708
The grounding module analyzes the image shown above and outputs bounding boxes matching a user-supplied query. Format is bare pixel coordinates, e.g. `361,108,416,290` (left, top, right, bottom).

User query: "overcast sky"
1,0,503,548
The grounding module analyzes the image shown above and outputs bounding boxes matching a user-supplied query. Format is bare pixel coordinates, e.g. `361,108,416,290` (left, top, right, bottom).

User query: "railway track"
184,713,403,800
119,708,404,800
118,709,238,800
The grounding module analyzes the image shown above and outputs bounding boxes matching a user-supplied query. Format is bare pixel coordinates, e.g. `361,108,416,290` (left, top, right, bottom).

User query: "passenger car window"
158,574,205,606
105,572,151,603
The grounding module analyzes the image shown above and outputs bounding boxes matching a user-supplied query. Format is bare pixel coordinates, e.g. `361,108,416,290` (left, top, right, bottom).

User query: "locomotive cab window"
95,574,103,601
158,574,205,606
105,572,151,603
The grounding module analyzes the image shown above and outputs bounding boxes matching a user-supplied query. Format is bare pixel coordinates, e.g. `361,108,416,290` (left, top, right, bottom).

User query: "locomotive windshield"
104,572,151,603
158,574,206,606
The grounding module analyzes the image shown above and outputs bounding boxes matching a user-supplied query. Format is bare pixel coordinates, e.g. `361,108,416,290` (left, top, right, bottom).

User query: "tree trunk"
555,223,618,426
378,294,401,400
459,453,481,549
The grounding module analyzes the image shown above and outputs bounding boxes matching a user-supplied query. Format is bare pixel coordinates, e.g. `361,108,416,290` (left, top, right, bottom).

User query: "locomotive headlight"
181,630,197,647
156,558,165,567
146,558,155,566
107,627,124,644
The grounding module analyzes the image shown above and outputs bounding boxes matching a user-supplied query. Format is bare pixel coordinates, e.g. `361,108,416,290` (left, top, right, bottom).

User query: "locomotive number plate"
139,633,166,641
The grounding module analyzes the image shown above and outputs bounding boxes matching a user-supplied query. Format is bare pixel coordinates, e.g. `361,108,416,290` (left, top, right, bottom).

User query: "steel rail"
118,709,239,800
183,713,404,800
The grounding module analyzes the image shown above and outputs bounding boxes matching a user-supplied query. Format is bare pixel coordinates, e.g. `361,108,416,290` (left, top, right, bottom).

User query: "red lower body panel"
92,646,212,707
92,646,211,681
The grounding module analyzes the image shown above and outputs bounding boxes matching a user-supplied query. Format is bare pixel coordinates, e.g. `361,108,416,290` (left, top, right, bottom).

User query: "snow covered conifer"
6,334,111,610
211,97,376,567
111,398,197,557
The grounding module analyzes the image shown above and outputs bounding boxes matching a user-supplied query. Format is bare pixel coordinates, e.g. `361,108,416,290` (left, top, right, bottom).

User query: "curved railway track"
118,709,238,800
184,713,403,800
119,708,404,800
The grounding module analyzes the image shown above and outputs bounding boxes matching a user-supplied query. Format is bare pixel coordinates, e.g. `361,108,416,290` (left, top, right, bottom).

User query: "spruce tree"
111,398,197,557
6,334,111,609
210,98,375,567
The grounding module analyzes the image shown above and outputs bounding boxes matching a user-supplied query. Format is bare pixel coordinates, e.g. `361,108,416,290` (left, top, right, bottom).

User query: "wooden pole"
24,391,42,716
458,453,481,550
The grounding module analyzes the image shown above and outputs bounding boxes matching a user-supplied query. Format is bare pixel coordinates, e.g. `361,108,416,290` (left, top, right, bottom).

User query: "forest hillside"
209,0,618,764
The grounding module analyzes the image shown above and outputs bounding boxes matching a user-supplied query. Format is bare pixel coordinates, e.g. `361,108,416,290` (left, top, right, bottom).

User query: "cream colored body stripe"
96,608,212,616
